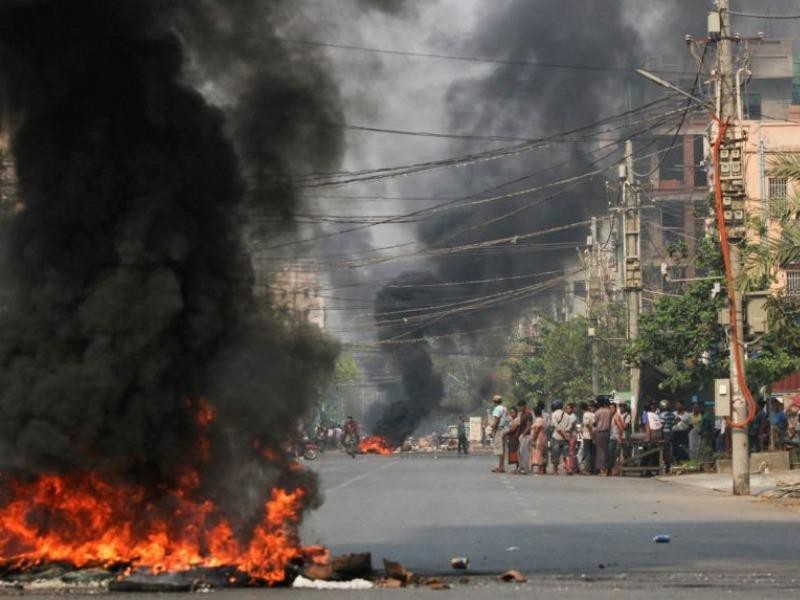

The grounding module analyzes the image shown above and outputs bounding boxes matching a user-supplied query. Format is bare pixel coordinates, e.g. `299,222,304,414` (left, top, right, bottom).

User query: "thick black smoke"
0,0,341,527
372,271,465,444
370,1,712,431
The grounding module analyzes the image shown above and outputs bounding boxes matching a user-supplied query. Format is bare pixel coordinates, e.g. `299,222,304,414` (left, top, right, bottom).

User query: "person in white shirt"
645,401,663,442
550,400,577,475
578,401,595,475
671,401,692,461
490,395,509,473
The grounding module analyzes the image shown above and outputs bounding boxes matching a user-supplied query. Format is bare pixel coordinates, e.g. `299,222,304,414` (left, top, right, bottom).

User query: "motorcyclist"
342,416,360,457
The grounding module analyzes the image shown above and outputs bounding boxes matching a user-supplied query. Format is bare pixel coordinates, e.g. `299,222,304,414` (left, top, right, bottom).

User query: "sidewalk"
657,470,800,496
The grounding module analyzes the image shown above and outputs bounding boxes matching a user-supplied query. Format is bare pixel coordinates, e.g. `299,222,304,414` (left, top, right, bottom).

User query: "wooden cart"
616,439,666,476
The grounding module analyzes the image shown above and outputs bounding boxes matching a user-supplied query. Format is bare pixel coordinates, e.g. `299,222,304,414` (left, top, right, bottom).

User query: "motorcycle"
343,434,358,458
300,439,319,461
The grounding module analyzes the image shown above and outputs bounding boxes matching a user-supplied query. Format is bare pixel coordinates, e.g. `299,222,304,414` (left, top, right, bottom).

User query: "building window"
793,52,800,105
572,280,587,297
745,93,761,120
787,270,800,294
657,136,684,187
768,177,788,219
693,136,707,187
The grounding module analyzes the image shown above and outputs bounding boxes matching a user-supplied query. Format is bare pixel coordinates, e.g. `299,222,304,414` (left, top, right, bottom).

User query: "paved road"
25,452,800,598
301,452,799,577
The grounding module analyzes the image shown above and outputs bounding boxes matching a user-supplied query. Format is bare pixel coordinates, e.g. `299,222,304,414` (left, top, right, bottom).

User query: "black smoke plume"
369,0,710,431
0,0,341,528
372,271,467,443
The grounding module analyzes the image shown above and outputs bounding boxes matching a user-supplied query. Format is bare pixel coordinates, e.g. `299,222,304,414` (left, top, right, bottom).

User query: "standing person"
658,400,676,468
457,415,469,455
550,400,577,475
689,403,703,460
609,402,626,474
787,396,800,444
672,401,691,462
565,403,579,475
578,401,595,475
593,396,612,476
490,395,509,473
516,401,533,474
749,399,767,452
531,406,548,475
505,407,520,470
769,398,788,450
538,400,551,467
701,404,716,458
645,401,663,442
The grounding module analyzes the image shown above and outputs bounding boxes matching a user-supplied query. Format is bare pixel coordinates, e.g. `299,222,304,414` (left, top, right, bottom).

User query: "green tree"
320,353,360,422
507,307,627,406
626,277,726,392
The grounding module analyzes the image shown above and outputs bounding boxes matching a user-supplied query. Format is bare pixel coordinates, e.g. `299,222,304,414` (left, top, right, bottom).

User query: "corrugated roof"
771,370,800,393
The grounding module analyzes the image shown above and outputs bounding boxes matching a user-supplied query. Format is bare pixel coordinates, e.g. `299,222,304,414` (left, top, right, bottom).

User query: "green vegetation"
507,306,628,406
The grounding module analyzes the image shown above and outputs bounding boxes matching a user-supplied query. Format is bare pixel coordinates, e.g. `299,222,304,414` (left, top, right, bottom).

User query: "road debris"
765,481,800,499
330,552,374,579
292,575,374,590
498,570,527,583
653,534,671,543
383,558,414,585
450,557,469,569
506,546,520,552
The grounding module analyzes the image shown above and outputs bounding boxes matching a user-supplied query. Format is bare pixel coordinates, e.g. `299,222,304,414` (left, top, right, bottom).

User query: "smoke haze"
0,0,343,527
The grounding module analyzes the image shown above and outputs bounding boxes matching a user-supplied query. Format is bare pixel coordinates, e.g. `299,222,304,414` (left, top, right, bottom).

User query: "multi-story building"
740,119,800,295
266,265,326,329
636,38,799,301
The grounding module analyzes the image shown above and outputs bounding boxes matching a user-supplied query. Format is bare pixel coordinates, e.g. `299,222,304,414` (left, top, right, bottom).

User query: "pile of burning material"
0,0,348,592
0,403,330,591
358,435,395,455
0,474,325,589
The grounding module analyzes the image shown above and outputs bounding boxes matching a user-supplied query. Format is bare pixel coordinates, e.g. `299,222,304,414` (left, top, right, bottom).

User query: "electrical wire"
266,35,697,75
729,10,800,20
256,100,692,250
277,97,680,187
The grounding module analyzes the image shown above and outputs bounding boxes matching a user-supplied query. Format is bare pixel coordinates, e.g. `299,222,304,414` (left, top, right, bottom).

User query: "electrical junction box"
745,290,770,334
708,11,721,39
715,379,731,417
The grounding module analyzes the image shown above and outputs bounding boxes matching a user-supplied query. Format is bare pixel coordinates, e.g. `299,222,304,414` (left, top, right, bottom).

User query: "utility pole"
588,216,601,396
715,0,750,496
622,140,641,422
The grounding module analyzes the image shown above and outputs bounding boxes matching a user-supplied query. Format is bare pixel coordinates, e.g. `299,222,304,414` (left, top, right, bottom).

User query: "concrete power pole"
588,217,601,396
715,0,750,496
622,140,641,420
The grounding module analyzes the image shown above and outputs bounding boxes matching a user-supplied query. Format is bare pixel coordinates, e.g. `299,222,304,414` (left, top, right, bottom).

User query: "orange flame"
358,435,393,455
0,400,325,585
0,473,319,584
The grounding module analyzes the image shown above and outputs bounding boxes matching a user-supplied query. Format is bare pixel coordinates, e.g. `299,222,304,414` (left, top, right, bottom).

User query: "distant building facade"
637,38,800,301
740,119,800,295
266,265,326,329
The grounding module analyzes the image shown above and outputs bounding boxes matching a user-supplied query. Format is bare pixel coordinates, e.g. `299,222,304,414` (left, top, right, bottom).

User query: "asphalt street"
25,451,800,599
301,452,800,576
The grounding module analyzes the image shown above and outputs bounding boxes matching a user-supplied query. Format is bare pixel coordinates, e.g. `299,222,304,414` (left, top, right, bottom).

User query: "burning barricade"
357,435,395,455
0,400,328,590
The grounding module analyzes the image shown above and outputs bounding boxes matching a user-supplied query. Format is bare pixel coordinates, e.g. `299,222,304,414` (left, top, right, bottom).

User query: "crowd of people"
313,416,361,450
488,394,632,475
486,393,800,476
